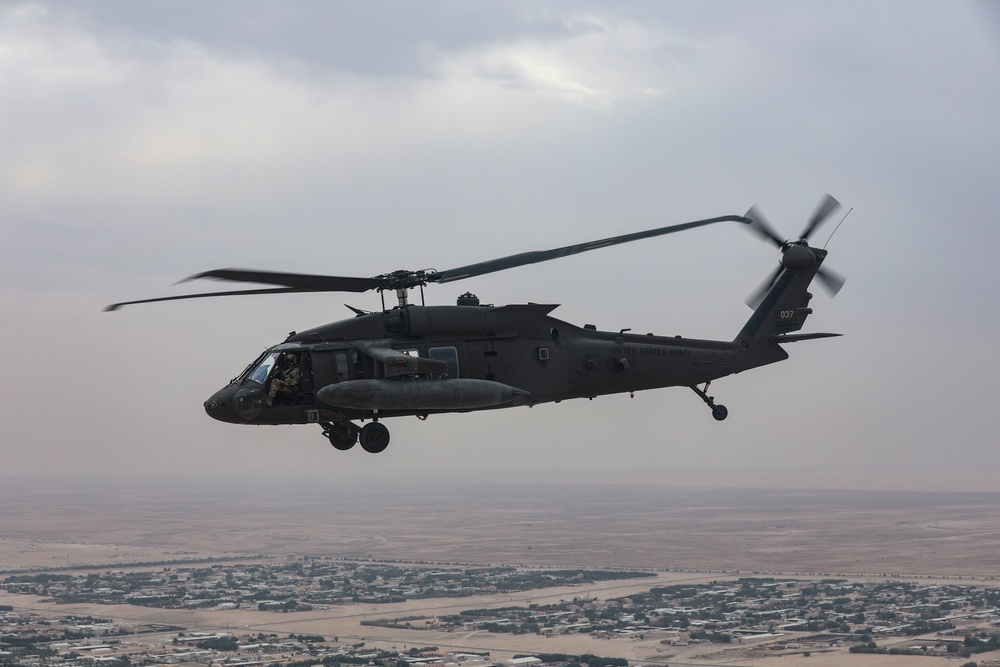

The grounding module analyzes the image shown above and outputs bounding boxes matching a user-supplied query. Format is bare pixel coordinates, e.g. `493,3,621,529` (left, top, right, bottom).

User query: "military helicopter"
107,195,847,454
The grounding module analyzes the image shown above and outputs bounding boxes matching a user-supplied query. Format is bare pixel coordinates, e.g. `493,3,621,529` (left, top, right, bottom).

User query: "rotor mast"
377,269,432,310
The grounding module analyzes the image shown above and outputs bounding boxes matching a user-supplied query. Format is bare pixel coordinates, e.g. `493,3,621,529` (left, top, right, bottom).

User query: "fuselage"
203,303,741,426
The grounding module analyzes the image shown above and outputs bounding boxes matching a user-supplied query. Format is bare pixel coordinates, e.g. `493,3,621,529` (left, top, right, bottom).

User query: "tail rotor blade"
799,194,841,241
744,205,785,248
816,265,846,296
745,265,782,309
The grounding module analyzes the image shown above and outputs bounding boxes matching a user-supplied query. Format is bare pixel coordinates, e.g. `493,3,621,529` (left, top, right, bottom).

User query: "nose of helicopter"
203,384,243,423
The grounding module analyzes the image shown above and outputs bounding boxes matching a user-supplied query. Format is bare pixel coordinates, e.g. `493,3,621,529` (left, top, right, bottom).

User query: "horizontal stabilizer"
770,332,842,344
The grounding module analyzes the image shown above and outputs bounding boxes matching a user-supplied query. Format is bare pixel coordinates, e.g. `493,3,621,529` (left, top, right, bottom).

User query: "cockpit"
238,351,280,385
233,347,313,408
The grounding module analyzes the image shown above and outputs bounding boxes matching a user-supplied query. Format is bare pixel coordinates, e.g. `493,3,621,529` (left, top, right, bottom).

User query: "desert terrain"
3,480,999,576
2,478,999,667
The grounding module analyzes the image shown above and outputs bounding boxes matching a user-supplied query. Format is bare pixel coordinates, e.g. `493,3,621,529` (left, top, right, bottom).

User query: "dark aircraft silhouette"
108,196,846,453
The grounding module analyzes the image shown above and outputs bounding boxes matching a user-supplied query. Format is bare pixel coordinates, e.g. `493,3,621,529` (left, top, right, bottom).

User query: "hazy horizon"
4,469,999,496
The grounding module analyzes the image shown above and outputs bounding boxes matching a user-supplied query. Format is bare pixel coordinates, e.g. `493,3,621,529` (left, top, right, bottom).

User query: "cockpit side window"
245,352,279,384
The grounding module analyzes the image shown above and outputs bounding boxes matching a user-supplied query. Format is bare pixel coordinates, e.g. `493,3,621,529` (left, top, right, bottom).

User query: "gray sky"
3,1,999,492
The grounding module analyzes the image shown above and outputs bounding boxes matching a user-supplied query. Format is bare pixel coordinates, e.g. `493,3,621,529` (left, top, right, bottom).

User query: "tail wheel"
360,422,390,453
692,382,729,422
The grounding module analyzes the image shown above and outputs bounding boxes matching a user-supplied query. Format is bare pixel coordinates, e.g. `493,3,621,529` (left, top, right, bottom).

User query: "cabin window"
429,346,459,378
352,351,367,379
335,353,349,382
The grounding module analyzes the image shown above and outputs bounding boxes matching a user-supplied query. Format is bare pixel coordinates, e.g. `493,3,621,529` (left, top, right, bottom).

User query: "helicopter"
107,195,847,454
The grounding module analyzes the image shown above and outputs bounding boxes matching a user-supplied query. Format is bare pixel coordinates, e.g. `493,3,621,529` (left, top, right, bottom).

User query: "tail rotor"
744,194,847,308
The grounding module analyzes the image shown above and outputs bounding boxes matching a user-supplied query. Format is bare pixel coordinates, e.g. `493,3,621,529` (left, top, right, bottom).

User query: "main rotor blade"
744,206,785,248
105,287,312,311
107,212,751,310
431,214,751,284
799,193,841,241
182,269,384,293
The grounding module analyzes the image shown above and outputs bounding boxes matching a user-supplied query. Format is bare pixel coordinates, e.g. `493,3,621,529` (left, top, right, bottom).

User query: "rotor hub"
780,243,817,272
377,269,436,291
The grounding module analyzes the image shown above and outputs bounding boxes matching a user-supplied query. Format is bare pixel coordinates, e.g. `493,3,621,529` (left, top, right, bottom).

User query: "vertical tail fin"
733,246,833,370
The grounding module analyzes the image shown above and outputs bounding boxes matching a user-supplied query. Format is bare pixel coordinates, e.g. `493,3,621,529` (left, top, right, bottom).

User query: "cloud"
427,12,709,112
2,1,1000,491
436,42,613,111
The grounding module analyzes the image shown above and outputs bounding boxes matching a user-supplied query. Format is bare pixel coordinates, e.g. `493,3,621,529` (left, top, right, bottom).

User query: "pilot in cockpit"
266,353,301,407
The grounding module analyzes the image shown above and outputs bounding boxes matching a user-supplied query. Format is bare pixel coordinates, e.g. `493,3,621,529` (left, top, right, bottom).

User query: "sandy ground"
3,482,1000,577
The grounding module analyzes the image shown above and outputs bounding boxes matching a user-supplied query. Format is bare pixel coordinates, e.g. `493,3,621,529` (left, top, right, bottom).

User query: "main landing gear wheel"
691,382,728,421
322,422,359,450
359,422,390,453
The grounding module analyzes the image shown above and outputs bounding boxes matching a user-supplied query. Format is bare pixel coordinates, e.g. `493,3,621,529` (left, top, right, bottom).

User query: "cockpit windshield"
238,352,280,385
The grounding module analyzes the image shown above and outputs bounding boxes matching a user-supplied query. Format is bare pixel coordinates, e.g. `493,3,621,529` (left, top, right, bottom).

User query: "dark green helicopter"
107,195,846,454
